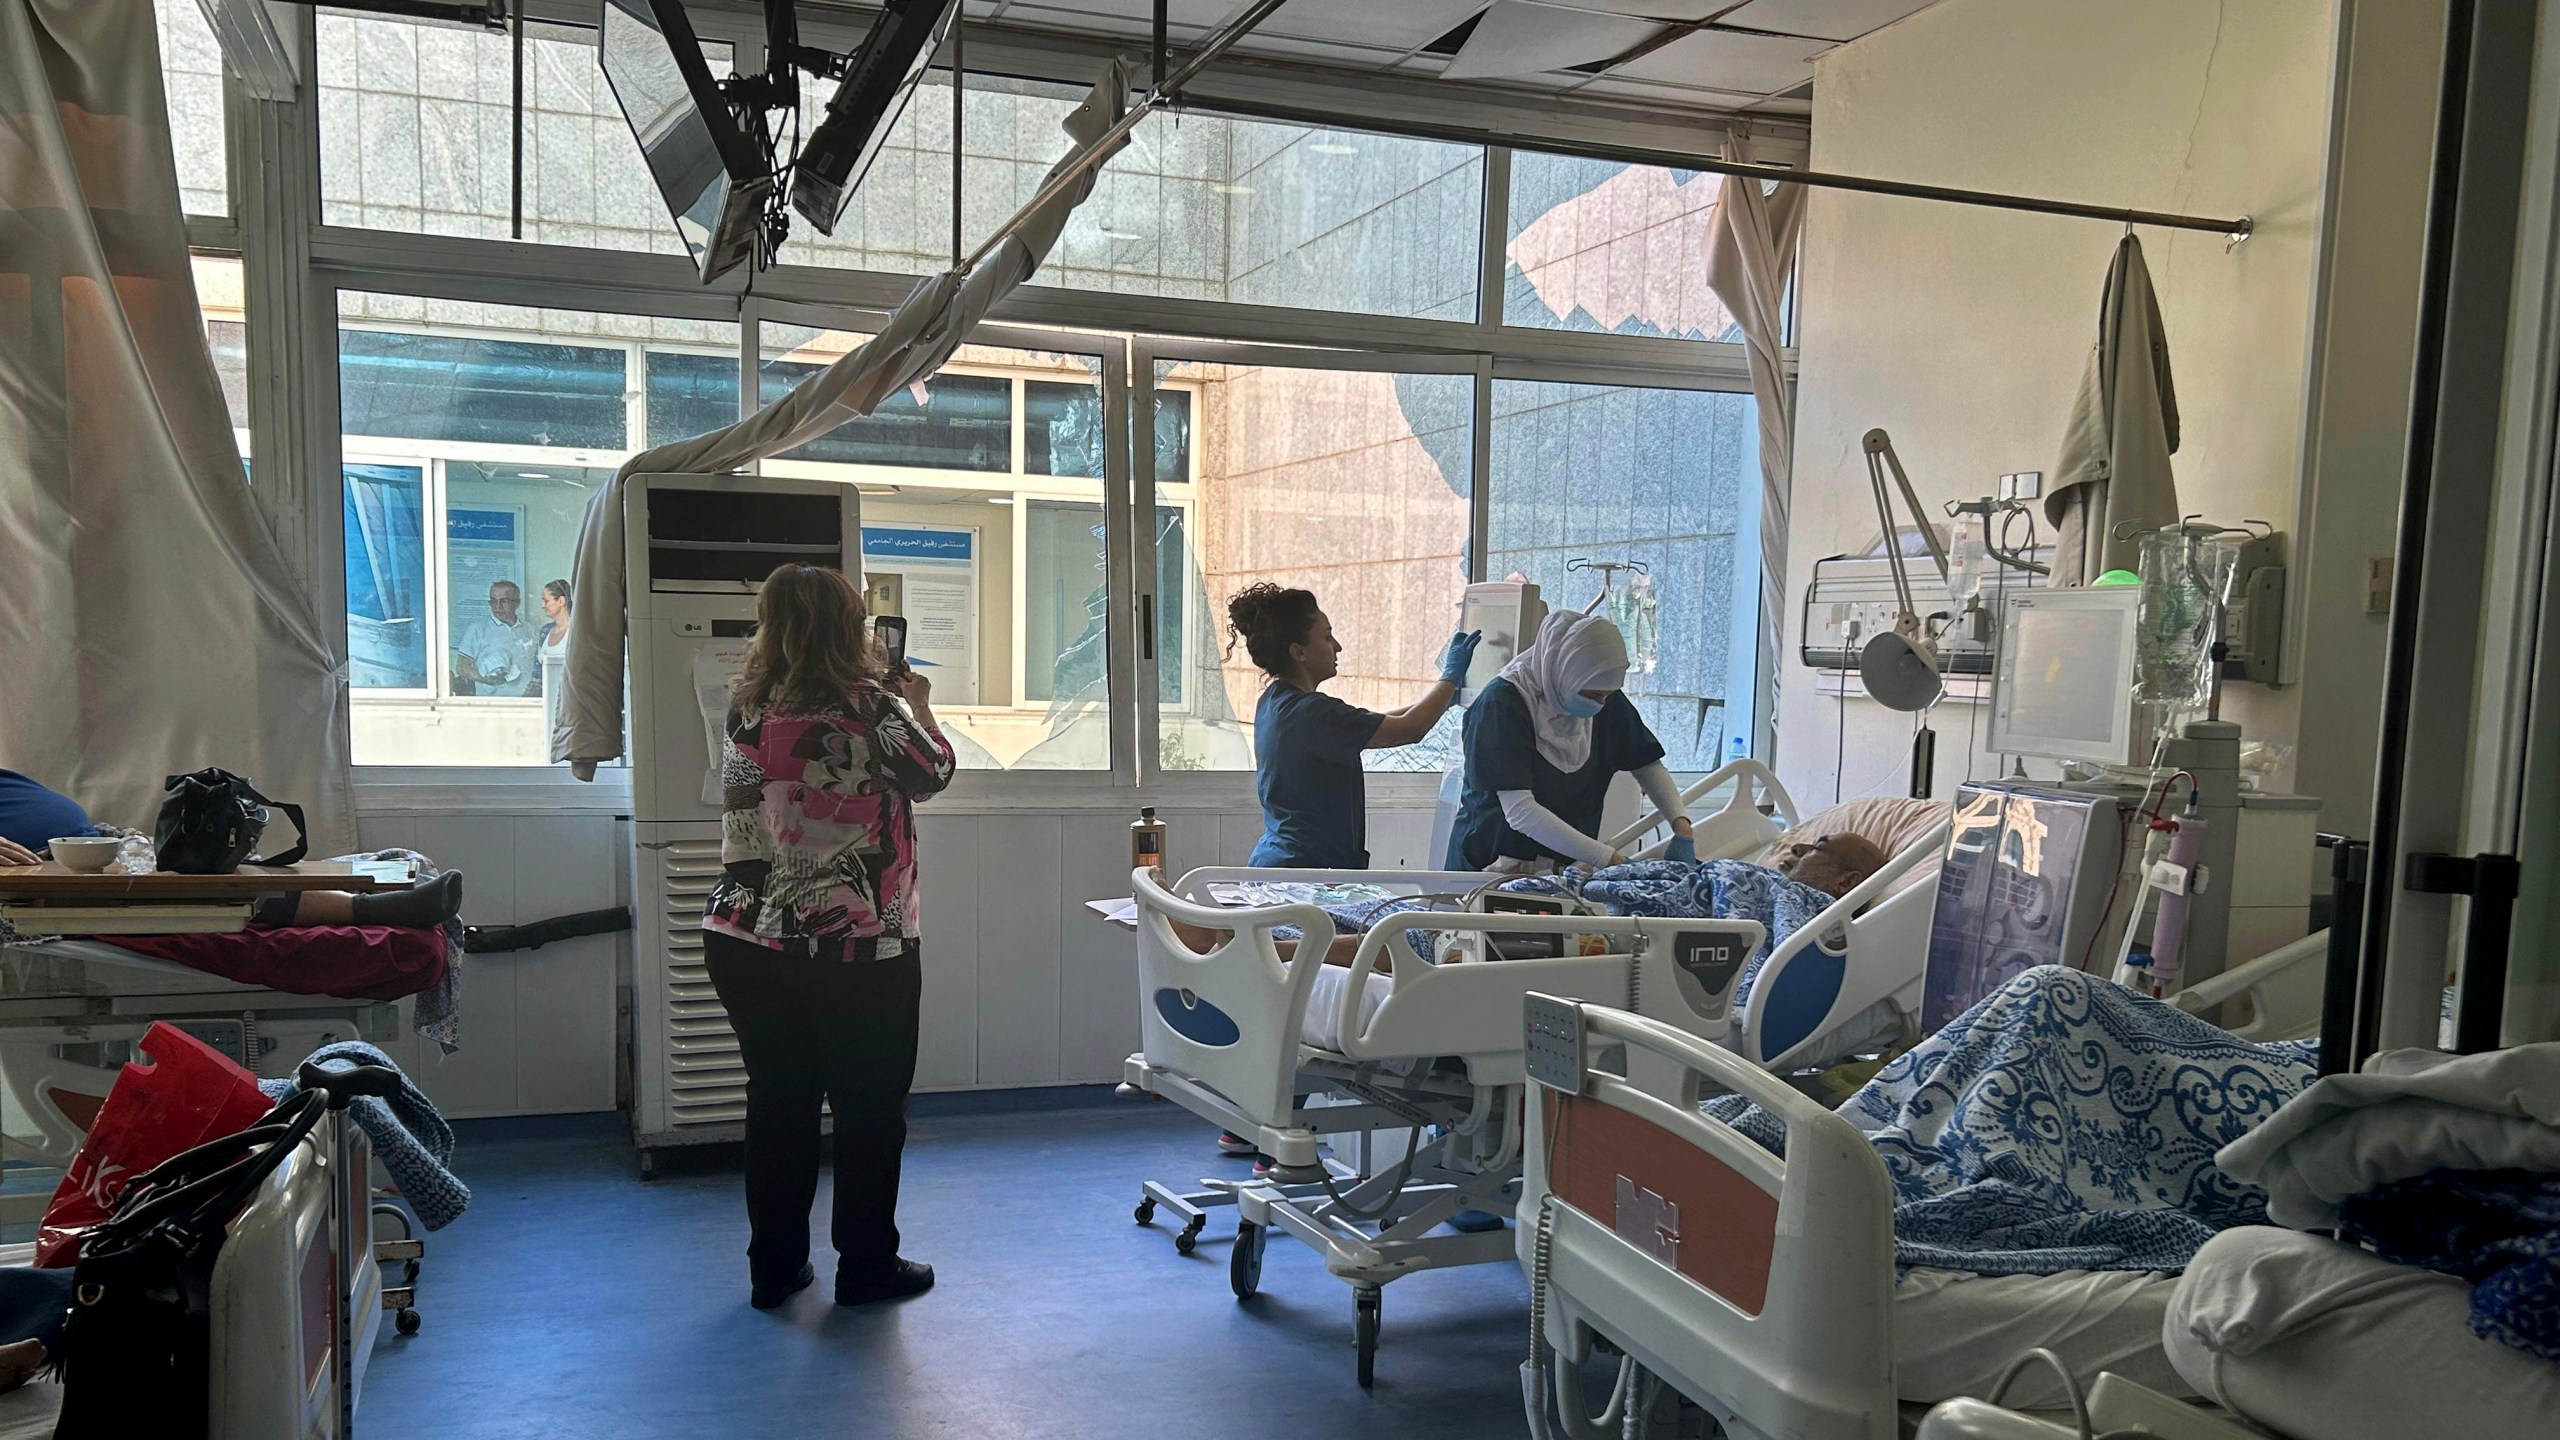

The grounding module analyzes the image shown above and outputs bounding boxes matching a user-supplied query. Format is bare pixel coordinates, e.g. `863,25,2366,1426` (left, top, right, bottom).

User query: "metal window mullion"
1469,363,1491,584
1104,341,1143,788
1477,145,1510,334
1129,340,1164,783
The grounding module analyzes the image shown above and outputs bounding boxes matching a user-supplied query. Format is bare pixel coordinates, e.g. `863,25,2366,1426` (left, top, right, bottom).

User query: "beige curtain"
0,0,353,845
1702,143,1808,751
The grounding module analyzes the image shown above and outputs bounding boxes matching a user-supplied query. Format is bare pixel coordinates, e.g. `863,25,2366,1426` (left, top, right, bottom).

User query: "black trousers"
702,930,923,1287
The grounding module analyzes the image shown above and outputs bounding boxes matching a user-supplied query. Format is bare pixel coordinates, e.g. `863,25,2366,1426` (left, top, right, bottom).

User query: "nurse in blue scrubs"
1227,584,1478,869
1445,612,1695,872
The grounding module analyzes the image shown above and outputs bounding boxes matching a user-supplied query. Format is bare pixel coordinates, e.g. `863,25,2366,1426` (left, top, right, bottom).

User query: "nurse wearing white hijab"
1444,612,1695,871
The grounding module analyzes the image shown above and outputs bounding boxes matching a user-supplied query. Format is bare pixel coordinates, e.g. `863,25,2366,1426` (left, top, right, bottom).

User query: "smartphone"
875,615,909,673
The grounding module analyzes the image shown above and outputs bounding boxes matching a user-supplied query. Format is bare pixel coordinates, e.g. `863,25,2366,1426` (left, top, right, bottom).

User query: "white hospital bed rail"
1123,865,1764,1385
1520,992,1896,1440
1606,757,1801,863
1737,817,1949,1070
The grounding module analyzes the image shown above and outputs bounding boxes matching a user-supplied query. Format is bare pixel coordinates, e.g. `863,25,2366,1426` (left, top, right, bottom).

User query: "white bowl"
48,836,120,873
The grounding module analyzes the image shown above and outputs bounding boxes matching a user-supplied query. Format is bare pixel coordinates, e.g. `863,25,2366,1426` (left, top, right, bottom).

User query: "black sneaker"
836,1258,935,1306
1216,1131,1256,1156
750,1262,815,1310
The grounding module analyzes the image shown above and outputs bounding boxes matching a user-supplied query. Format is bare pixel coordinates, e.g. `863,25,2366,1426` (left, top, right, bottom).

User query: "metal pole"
510,0,525,240
2318,836,2369,1076
957,0,1292,274
1186,95,2257,241
2359,0,2479,1048
950,11,963,269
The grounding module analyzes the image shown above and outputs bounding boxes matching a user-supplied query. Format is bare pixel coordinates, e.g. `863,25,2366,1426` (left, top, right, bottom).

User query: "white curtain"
554,61,1134,775
1702,143,1808,752
0,0,354,846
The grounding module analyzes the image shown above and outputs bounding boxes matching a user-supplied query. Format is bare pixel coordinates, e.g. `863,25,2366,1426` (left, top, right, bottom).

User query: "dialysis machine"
625,473,861,1173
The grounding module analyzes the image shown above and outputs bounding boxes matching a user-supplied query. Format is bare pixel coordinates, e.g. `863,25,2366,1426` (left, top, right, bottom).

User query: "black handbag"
153,769,307,874
51,1060,399,1440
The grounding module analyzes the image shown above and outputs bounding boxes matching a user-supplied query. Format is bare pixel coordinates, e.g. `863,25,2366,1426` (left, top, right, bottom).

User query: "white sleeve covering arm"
1632,762,1690,830
1498,789,1618,866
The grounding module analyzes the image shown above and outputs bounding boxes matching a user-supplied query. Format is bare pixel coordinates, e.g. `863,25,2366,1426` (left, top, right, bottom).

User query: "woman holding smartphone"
701,566,955,1310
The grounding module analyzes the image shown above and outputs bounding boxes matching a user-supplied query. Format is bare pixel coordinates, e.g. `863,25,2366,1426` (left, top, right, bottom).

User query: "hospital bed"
0,939,404,1174
1517,993,2197,1440
0,1102,388,1440
1614,763,1954,1071
1120,864,1763,1386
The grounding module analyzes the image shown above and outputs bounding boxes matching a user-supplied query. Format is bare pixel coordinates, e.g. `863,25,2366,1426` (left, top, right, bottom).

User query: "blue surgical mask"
1559,693,1604,719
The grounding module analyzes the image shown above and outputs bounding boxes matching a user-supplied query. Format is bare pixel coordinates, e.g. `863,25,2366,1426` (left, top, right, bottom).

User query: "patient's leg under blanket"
1708,964,2318,1276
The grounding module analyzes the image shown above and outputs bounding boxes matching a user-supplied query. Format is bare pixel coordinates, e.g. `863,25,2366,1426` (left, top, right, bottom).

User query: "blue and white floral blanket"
1708,965,2318,1275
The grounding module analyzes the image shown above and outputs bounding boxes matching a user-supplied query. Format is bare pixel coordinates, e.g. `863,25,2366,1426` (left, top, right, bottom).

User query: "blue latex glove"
1664,834,1698,864
1437,629,1482,687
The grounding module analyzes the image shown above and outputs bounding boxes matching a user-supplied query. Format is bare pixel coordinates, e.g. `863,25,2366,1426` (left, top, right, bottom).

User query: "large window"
1152,358,1474,773
1485,380,1761,770
781,74,1483,321
339,293,739,766
754,323,1194,771
156,0,227,218
317,11,731,250
1505,154,1746,343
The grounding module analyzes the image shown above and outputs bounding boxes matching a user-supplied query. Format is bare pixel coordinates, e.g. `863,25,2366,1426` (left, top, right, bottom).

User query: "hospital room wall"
349,808,623,1121
1781,0,2338,807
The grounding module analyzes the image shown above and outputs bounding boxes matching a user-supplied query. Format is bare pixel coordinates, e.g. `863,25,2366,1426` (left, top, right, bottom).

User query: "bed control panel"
1523,994,1586,1094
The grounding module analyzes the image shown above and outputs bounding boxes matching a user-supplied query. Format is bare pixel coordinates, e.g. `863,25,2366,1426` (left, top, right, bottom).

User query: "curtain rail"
1185,95,2253,241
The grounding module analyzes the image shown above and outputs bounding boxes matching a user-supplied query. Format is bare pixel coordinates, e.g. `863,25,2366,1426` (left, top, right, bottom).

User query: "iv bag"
1616,573,1660,676
2135,527,2241,726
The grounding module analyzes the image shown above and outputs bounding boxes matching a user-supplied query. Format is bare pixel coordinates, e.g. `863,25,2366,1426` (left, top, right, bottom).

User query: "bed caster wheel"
1353,1286,1381,1388
1133,1197,1156,1227
1175,1215,1204,1256
1230,1221,1264,1299
394,1308,422,1337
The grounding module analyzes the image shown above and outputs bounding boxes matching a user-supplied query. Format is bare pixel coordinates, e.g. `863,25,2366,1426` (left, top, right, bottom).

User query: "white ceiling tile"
1610,29,1825,94
1242,0,1493,54
1444,0,1658,80
994,0,1489,54
1573,74,1773,108
1720,0,1942,43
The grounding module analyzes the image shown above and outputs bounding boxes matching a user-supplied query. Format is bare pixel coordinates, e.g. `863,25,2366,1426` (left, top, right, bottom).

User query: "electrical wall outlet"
2366,556,2394,614
1999,470,2044,501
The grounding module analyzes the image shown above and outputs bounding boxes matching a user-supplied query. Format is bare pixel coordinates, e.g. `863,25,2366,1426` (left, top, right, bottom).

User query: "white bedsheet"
0,1384,55,1440
1895,1265,2189,1406
1304,965,1395,1053
2165,1226,2560,1440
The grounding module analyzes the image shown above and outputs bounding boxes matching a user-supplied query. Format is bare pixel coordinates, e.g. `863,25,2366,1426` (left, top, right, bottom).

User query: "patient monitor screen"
1993,596,2137,761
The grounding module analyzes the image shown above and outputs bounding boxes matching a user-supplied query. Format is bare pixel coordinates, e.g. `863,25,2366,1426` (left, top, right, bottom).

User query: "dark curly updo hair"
1225,583,1321,677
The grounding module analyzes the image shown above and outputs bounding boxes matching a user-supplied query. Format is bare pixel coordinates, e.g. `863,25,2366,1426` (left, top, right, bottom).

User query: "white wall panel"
913,814,983,1090
973,816,1066,1086
1057,815,1144,1082
398,814,521,1119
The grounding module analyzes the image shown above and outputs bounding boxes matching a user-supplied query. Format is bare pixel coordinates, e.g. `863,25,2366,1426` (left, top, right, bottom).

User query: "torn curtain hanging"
0,0,354,846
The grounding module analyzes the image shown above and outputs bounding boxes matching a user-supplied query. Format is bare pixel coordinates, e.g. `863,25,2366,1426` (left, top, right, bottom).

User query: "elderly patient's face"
1776,833,1889,899
489,584,521,624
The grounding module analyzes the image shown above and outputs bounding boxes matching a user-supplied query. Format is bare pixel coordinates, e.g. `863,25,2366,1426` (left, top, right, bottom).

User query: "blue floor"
360,1095,1531,1439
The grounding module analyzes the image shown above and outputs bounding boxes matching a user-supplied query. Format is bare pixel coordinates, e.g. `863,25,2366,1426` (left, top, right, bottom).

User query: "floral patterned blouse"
701,683,956,957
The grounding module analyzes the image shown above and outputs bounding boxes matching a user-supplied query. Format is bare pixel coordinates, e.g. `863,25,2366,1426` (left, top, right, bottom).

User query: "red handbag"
35,1024,273,1267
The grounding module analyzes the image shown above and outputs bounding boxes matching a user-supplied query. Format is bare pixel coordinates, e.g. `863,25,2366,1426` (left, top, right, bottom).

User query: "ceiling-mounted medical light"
790,0,961,237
